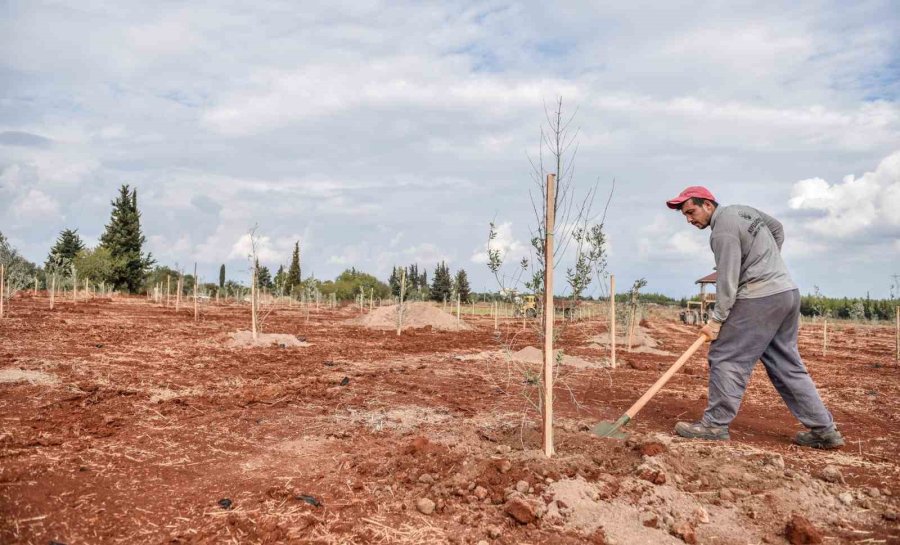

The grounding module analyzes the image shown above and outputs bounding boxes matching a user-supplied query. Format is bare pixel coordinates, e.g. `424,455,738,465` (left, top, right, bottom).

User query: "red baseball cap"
666,186,717,209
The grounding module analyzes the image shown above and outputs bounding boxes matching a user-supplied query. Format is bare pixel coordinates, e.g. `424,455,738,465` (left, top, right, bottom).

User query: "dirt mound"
0,369,58,385
345,302,472,331
509,347,607,369
226,331,312,348
592,325,673,355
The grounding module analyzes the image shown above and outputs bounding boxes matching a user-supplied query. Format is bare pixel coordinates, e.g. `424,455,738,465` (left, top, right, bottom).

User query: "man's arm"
757,209,784,250
711,233,741,323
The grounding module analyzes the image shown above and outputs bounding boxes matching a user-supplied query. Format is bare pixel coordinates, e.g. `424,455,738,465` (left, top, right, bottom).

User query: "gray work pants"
702,289,835,433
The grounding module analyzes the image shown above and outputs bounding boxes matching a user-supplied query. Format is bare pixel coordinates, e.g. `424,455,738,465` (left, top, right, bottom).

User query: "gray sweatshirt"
709,204,797,323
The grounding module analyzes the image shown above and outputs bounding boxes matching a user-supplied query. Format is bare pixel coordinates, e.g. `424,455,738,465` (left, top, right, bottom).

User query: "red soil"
1,295,897,544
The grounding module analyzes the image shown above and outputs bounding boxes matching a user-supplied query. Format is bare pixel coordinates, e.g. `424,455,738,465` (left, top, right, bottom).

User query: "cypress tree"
46,228,85,272
454,269,471,304
219,264,226,288
286,241,301,292
430,261,453,302
99,185,153,292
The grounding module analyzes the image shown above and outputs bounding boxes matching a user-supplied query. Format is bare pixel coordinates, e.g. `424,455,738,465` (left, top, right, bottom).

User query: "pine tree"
430,261,453,302
99,185,153,292
286,241,301,292
389,266,401,297
256,261,273,290
46,228,85,272
219,264,226,288
273,265,285,292
454,269,471,304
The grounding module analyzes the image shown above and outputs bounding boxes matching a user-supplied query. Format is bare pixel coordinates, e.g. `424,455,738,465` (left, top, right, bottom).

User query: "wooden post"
456,293,461,328
176,275,182,313
896,306,899,365
72,268,77,302
823,317,828,357
494,301,498,331
397,269,406,335
166,275,171,308
0,264,4,319
193,263,199,322
627,301,635,351
33,276,38,296
251,265,258,341
542,173,556,458
50,275,56,310
610,275,616,369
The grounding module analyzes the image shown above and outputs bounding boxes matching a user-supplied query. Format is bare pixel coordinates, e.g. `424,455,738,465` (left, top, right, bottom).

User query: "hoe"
591,334,710,439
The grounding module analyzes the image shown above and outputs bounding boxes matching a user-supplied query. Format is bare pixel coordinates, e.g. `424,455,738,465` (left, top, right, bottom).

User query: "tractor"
680,272,717,325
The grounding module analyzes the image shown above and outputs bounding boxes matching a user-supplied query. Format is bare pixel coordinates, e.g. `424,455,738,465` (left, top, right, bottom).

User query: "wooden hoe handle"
624,335,708,420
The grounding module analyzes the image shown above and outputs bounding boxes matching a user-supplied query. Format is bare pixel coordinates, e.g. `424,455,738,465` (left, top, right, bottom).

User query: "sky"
1,0,898,299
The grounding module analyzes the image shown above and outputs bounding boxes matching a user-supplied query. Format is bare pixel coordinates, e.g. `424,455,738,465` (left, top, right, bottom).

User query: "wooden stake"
823,317,828,357
33,276,37,296
542,173,556,458
251,266,258,341
895,306,899,365
166,275,171,308
494,301,498,331
627,301,636,351
193,263,199,322
0,264,4,319
610,275,616,369
397,269,406,335
50,275,56,310
176,275,182,313
456,293,461,329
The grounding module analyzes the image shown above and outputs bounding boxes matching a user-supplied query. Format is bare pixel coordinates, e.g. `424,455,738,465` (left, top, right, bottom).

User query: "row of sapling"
486,97,613,456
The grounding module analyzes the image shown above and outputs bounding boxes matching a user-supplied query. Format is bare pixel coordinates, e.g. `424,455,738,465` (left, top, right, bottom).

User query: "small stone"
416,498,436,515
785,514,823,544
498,460,512,474
882,512,898,522
867,487,881,498
838,492,853,506
505,497,536,524
766,454,786,470
882,488,892,497
474,486,488,500
642,514,659,528
515,480,529,494
588,527,607,544
693,507,710,524
418,473,435,485
639,441,667,457
784,469,798,479
818,465,844,484
487,526,502,539
719,488,735,502
670,521,697,544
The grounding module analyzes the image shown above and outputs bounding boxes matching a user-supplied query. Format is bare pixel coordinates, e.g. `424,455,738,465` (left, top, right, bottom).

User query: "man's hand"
700,320,722,341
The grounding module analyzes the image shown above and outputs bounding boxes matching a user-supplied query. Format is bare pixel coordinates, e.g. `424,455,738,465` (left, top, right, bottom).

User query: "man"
666,186,843,449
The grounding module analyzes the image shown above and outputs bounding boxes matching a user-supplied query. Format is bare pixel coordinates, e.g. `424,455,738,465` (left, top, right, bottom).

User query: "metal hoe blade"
590,415,631,440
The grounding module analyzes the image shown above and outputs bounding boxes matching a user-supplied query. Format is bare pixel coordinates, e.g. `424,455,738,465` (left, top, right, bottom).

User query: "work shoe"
794,428,844,450
674,421,730,441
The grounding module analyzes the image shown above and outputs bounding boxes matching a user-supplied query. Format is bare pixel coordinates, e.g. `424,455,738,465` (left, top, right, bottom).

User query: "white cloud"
471,221,528,265
788,149,900,238
228,232,300,265
13,189,60,219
